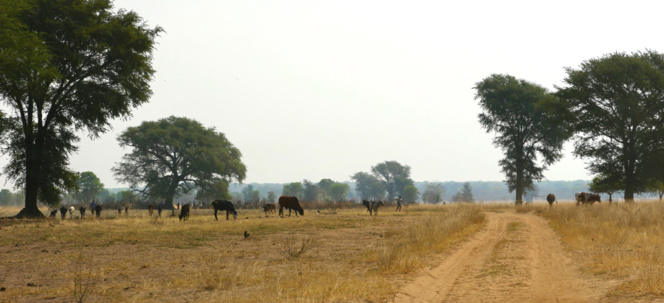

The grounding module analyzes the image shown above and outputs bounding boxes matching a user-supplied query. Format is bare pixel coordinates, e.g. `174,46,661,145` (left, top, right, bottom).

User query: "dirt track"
394,211,609,303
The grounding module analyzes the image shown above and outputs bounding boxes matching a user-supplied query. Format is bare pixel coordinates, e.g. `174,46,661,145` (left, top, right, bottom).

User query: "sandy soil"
394,210,611,303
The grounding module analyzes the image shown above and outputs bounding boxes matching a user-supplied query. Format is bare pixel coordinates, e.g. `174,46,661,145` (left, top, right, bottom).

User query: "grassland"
0,204,484,302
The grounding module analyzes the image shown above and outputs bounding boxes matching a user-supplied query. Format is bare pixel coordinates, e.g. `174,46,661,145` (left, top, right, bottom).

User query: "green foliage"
0,0,161,216
452,182,475,203
402,185,419,203
422,182,445,203
0,189,12,205
351,172,385,200
328,183,350,202
196,180,230,202
556,50,664,201
73,171,104,203
588,175,622,202
267,191,277,203
282,182,303,199
371,161,414,200
476,74,569,205
303,180,323,202
113,116,246,208
242,185,255,202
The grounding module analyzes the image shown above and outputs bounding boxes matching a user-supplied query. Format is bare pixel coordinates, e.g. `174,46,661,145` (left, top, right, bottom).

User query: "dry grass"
538,201,664,301
0,203,485,302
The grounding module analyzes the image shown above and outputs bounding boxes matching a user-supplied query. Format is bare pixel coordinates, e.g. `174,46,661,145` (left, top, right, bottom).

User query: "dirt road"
394,211,608,303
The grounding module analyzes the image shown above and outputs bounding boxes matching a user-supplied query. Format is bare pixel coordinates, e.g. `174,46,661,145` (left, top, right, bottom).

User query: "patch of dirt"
394,211,612,302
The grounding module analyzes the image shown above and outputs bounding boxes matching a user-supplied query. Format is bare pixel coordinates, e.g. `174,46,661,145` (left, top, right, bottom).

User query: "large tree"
371,161,413,201
476,74,569,205
328,183,350,202
350,172,385,200
422,182,445,203
556,50,664,202
73,171,104,203
113,116,246,209
0,0,161,217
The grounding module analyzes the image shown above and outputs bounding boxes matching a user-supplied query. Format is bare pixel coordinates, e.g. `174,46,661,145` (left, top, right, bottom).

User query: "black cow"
49,210,58,218
362,200,385,216
179,203,191,221
59,206,67,219
94,205,102,217
587,194,601,205
546,193,557,207
278,196,304,217
263,203,276,216
79,207,86,218
211,200,237,220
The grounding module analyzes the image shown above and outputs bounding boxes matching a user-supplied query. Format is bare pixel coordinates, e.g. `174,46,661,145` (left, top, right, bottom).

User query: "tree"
329,183,350,202
422,182,445,203
113,116,246,209
476,74,569,205
98,189,115,203
588,175,622,203
242,185,255,202
402,185,419,204
556,51,664,202
371,161,413,201
267,191,277,203
350,172,385,200
282,182,303,199
196,180,230,202
0,0,162,218
452,182,475,203
303,180,322,202
73,171,104,203
318,178,335,200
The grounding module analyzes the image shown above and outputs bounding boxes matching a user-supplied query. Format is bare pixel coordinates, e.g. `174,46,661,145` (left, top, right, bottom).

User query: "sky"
2,0,664,190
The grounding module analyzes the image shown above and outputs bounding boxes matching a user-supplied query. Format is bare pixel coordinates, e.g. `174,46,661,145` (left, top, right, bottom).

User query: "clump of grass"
279,234,318,260
72,248,97,303
542,201,664,299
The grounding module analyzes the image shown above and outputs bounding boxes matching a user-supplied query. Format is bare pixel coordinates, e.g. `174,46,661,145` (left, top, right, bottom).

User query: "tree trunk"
515,187,524,206
14,143,44,218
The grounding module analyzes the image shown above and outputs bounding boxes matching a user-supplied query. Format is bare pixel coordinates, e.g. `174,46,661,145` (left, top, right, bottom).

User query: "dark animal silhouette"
148,204,154,217
49,210,58,218
546,194,557,207
179,203,191,221
79,207,86,218
157,206,162,217
263,203,276,216
244,231,250,239
587,193,601,205
117,208,122,216
94,205,102,217
278,196,304,217
362,200,385,216
575,192,588,206
59,206,67,219
211,200,238,220
124,204,131,217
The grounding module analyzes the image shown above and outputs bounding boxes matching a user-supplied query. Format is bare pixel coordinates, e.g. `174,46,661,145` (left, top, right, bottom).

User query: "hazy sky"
2,0,663,190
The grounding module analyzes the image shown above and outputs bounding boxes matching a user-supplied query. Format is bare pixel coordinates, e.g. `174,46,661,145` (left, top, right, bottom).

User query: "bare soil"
394,210,613,303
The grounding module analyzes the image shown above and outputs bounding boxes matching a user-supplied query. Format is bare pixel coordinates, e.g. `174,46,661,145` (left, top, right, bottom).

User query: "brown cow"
546,193,557,207
179,203,191,221
587,194,601,205
575,192,588,206
278,196,304,217
148,204,154,217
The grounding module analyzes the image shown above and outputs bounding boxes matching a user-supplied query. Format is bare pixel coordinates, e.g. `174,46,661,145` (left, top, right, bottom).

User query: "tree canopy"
0,0,161,217
113,116,246,209
421,182,445,203
476,74,569,205
556,50,664,202
73,171,104,203
370,161,414,201
350,172,385,200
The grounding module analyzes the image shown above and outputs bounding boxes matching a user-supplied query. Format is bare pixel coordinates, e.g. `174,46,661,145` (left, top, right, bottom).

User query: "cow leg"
226,210,230,220
214,209,219,221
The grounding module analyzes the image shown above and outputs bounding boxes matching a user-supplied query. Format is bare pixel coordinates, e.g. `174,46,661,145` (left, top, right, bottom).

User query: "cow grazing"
148,204,154,217
79,207,86,218
59,206,67,219
179,203,191,221
94,205,102,217
278,196,304,217
546,194,557,207
49,210,58,218
263,203,276,216
362,200,385,216
211,200,238,220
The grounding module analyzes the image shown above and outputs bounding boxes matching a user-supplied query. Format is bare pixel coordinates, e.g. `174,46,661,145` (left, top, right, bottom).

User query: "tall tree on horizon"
0,0,162,218
371,161,413,201
556,50,664,202
476,74,570,205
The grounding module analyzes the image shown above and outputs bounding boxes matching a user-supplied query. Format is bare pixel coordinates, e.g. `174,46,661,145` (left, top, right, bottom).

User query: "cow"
575,192,588,206
79,207,86,219
148,204,154,217
179,203,191,221
587,193,601,205
546,193,557,207
278,196,304,217
211,200,238,220
59,206,67,219
262,203,276,216
69,206,75,219
94,205,102,218
49,210,58,218
362,200,385,216
157,206,162,217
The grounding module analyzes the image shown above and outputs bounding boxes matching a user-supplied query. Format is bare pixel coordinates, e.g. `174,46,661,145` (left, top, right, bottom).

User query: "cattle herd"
45,192,603,222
